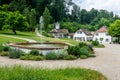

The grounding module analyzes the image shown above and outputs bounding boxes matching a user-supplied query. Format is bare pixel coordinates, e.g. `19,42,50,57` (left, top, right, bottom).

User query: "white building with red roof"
93,26,112,44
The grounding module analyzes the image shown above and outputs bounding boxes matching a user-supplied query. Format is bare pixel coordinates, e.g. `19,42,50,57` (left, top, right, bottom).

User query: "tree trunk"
13,28,16,35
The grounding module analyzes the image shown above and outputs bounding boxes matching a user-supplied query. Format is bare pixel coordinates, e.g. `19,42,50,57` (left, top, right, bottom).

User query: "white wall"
93,32,112,44
73,32,87,41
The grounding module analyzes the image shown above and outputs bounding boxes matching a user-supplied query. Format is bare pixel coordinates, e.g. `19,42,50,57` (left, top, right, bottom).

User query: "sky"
72,0,120,16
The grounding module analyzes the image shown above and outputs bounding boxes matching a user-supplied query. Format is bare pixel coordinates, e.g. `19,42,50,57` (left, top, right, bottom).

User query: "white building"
73,29,93,41
50,22,68,38
93,26,112,44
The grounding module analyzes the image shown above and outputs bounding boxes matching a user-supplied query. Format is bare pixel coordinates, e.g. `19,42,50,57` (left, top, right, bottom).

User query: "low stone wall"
9,42,69,50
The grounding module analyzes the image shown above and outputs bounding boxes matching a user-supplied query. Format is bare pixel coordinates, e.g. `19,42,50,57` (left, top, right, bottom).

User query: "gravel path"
0,44,120,80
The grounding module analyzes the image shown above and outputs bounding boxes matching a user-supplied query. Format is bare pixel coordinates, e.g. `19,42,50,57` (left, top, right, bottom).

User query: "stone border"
9,42,70,50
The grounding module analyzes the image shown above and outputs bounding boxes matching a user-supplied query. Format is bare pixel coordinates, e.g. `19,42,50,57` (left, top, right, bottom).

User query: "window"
95,33,98,36
77,32,82,34
95,38,98,41
106,33,109,36
106,39,109,42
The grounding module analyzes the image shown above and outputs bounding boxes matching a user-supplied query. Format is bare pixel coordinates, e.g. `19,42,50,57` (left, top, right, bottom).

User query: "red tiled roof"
96,26,107,32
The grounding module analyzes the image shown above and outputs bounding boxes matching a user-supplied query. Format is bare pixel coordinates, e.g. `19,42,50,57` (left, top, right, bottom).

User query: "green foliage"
0,66,107,80
0,44,3,52
20,54,45,61
79,42,87,47
42,30,53,37
80,48,89,56
109,20,120,43
94,44,105,48
43,7,51,31
92,40,99,46
60,22,82,33
29,9,36,31
0,51,8,56
9,48,24,58
88,54,96,57
63,55,77,60
67,42,94,58
45,52,58,60
100,37,103,43
3,46,10,51
80,55,88,59
30,49,39,56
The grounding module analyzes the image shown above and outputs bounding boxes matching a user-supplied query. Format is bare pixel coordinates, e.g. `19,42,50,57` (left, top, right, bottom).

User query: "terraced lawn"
0,35,26,43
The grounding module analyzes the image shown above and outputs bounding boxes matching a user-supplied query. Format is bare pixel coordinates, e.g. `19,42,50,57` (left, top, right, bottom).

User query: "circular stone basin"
9,42,69,50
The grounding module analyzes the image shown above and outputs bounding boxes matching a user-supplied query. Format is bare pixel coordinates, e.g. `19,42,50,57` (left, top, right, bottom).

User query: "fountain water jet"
39,16,44,43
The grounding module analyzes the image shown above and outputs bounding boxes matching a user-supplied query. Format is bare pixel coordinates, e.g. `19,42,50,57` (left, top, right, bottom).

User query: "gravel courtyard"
0,44,120,80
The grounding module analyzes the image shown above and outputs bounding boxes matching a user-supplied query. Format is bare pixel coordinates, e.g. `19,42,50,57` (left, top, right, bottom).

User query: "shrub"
45,52,58,60
80,55,88,59
30,49,39,56
33,56,45,61
67,45,80,56
0,51,8,56
63,55,77,60
20,54,32,60
9,48,24,58
20,54,45,61
79,42,87,47
87,44,94,52
92,40,99,46
80,48,89,56
67,42,94,57
88,54,96,57
0,44,3,52
57,50,68,59
3,46,10,51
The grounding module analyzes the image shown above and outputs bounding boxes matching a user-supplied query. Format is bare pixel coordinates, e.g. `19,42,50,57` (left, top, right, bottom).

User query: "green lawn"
0,30,79,45
0,35,26,44
0,65,107,80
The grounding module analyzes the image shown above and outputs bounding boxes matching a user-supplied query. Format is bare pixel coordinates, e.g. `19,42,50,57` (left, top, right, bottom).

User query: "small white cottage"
93,26,112,44
73,29,93,41
50,22,68,38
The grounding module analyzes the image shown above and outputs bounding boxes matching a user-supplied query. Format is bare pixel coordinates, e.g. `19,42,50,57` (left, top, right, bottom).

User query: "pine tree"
43,7,51,31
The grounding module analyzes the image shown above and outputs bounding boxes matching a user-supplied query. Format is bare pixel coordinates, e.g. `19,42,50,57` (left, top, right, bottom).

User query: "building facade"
93,26,112,44
73,29,93,41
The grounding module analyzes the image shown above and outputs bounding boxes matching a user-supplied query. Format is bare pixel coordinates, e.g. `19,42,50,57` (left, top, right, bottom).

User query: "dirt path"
0,44,120,80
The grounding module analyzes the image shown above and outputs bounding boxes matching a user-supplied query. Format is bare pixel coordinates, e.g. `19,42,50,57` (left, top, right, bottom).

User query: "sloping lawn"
0,35,26,44
0,30,79,45
0,65,107,80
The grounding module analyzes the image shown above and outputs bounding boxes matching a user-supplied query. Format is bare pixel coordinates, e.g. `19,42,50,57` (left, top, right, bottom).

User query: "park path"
0,44,120,80
0,35,36,42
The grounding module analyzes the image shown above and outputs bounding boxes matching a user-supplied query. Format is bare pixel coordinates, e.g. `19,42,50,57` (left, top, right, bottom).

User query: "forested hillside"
0,0,119,34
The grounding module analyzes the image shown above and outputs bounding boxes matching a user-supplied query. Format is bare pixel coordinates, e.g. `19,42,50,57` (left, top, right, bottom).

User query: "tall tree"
49,0,67,21
43,7,51,31
29,9,37,31
109,20,120,43
4,11,29,34
9,0,26,13
71,4,80,22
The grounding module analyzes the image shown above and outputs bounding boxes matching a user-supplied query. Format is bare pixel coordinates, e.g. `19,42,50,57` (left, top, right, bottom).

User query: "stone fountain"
9,16,69,54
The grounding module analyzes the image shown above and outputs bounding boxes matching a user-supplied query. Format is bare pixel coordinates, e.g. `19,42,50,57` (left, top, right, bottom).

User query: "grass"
0,35,26,44
94,44,105,48
0,30,79,45
0,65,107,80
